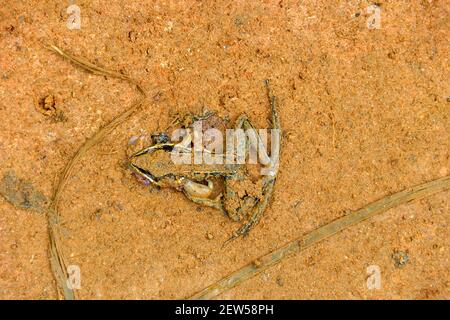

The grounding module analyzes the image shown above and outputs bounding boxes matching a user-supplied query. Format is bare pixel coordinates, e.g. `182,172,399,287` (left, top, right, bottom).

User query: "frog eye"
151,133,169,144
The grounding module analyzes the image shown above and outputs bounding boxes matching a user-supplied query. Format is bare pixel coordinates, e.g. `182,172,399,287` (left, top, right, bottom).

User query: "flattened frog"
129,80,281,242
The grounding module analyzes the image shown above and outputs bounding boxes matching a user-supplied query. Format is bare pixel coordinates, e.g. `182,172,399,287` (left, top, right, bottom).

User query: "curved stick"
46,45,147,299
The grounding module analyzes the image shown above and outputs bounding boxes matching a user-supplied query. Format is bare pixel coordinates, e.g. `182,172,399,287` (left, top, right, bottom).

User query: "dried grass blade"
190,175,450,299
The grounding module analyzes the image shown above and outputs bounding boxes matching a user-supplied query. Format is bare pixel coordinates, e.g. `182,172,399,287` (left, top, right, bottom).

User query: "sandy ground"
0,1,449,299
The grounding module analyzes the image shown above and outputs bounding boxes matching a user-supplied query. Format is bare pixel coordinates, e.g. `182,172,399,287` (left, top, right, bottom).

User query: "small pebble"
206,233,214,240
392,251,409,268
253,259,262,268
234,17,243,27
276,277,284,287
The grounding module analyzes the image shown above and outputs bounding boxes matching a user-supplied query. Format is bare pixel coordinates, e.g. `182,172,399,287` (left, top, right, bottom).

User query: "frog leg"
264,79,281,131
224,177,276,245
223,138,275,241
224,79,281,243
181,179,223,210
222,188,259,222
233,79,280,144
